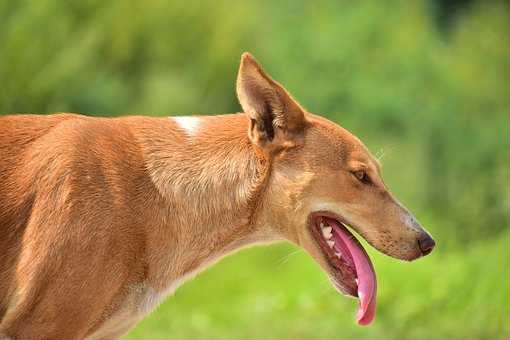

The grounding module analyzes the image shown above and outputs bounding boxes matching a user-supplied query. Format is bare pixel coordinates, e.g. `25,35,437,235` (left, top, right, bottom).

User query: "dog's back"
0,113,81,227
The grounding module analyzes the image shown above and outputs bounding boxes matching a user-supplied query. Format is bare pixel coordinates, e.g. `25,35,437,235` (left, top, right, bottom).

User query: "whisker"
276,249,304,267
375,143,398,163
375,148,385,162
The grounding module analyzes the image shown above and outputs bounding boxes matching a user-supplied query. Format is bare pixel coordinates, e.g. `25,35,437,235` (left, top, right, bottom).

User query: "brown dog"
0,53,435,339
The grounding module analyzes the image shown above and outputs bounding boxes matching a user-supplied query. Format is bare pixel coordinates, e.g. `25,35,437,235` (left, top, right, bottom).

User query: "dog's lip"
308,213,358,297
307,211,377,326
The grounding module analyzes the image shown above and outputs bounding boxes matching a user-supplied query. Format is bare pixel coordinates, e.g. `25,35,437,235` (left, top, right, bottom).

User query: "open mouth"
309,213,377,326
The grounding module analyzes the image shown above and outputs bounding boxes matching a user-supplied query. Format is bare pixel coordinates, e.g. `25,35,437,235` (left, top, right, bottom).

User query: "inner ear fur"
236,52,306,147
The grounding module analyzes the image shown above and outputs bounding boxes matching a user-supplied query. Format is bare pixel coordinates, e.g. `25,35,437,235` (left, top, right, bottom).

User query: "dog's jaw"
308,213,377,325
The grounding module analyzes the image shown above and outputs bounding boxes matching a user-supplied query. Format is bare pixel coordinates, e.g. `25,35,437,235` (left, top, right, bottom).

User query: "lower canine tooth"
334,252,341,258
327,240,334,248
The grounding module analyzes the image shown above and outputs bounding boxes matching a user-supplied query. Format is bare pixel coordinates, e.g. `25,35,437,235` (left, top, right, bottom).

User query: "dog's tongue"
327,219,377,326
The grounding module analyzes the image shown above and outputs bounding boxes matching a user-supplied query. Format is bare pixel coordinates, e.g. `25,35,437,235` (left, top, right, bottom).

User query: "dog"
0,53,435,339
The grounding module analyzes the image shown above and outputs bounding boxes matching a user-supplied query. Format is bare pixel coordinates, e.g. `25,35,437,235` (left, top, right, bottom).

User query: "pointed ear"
236,52,306,148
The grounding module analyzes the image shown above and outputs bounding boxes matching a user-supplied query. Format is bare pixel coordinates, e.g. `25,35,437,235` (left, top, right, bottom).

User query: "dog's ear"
236,52,306,149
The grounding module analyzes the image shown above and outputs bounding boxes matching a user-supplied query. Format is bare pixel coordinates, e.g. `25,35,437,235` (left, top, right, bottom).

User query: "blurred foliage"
1,0,509,338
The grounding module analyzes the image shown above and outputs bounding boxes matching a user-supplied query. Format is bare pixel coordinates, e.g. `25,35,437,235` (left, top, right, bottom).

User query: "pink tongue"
327,219,377,326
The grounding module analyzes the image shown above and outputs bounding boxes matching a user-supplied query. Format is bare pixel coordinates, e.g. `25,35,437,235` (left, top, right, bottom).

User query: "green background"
1,1,509,339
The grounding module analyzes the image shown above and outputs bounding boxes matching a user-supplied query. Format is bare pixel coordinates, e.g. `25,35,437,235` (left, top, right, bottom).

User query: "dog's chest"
83,284,162,339
85,303,141,340
86,274,198,339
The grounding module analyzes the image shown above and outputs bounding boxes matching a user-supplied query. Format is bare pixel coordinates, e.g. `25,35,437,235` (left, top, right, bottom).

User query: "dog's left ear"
236,52,306,149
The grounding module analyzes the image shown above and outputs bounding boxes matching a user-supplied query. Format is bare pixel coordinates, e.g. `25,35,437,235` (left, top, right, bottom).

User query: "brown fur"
0,53,434,339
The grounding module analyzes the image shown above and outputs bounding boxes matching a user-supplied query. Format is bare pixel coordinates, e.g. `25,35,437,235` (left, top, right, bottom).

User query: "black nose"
418,233,436,256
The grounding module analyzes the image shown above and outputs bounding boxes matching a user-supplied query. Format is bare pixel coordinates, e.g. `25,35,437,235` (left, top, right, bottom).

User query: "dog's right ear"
236,53,306,150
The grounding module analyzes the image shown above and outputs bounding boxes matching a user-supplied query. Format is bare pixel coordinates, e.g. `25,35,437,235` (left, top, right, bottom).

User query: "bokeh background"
1,0,509,339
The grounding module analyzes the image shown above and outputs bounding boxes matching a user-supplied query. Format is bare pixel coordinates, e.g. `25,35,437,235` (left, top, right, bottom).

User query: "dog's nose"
418,233,436,256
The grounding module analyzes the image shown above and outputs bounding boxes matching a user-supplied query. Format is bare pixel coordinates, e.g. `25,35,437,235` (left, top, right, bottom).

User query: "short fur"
0,53,434,339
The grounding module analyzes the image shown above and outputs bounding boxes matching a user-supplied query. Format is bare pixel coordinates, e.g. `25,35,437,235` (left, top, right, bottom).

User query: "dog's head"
236,53,435,325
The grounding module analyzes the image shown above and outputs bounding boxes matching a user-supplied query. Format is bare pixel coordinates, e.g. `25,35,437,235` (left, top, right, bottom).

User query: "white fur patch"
137,279,185,315
137,264,208,316
172,116,201,137
137,286,165,316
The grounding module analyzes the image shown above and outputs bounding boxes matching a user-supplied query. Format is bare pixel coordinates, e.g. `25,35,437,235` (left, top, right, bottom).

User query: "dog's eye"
353,170,371,184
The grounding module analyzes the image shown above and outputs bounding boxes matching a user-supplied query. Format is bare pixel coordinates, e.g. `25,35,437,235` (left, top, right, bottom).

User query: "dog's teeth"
327,240,335,248
334,251,341,258
321,227,332,239
355,278,359,285
320,222,325,229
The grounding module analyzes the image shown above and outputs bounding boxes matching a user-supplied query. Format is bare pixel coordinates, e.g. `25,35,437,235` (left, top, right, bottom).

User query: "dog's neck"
133,114,276,289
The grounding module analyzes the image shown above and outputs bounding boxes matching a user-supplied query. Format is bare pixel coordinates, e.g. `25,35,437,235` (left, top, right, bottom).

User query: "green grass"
126,230,510,340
